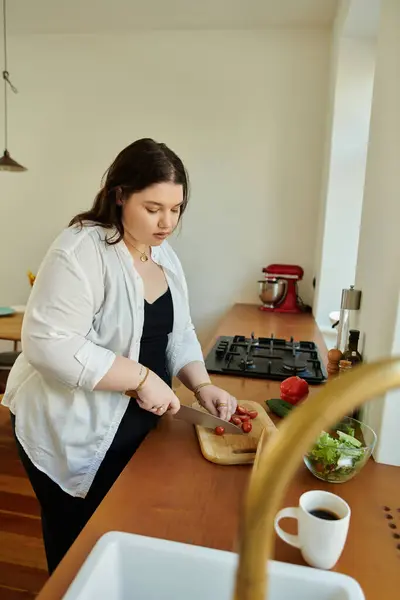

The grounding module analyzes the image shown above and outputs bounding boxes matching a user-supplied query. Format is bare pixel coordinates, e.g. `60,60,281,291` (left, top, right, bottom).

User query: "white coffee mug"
274,490,351,570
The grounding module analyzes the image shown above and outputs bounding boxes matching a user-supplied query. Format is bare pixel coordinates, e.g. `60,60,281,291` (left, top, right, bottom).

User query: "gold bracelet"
193,382,212,396
136,366,150,392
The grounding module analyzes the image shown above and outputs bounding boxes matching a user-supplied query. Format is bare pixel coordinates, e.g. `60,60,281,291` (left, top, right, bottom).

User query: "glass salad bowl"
304,416,377,483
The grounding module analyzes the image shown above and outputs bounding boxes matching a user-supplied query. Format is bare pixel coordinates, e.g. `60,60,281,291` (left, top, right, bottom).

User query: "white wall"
354,0,400,466
312,0,349,351
313,35,375,331
0,30,330,341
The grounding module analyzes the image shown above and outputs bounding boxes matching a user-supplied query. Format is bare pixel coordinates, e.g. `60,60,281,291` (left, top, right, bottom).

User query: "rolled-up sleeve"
169,322,204,377
22,248,116,390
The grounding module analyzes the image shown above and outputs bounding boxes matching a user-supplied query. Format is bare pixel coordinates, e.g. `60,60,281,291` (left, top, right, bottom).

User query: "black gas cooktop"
205,333,327,384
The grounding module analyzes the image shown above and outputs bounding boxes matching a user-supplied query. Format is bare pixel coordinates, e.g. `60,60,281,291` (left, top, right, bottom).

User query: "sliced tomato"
236,405,247,415
247,410,258,419
231,416,242,426
239,414,251,422
242,422,252,433
215,426,225,436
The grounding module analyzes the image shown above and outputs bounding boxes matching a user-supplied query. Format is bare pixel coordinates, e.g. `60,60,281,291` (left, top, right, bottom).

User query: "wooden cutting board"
193,400,277,465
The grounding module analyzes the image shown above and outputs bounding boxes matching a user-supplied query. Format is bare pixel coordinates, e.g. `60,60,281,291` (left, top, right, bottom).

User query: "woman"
2,138,237,574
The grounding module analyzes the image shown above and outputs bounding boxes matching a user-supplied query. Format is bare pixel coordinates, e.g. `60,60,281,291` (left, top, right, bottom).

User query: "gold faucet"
234,358,400,600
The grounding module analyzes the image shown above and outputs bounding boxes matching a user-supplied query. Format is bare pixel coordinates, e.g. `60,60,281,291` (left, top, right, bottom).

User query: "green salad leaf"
307,428,366,482
334,423,355,437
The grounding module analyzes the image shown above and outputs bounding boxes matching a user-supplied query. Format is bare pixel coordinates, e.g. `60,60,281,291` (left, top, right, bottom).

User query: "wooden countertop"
37,304,400,599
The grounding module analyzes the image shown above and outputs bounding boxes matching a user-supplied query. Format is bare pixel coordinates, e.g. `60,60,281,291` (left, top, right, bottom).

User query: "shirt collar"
150,243,177,275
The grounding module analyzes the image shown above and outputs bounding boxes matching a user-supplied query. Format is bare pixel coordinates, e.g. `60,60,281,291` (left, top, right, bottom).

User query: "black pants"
11,401,159,574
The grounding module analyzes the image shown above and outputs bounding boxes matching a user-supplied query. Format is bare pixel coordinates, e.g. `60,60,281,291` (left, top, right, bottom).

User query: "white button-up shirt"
2,225,204,497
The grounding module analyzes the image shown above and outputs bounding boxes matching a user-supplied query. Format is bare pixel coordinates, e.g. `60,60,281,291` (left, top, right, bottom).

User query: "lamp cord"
2,0,17,151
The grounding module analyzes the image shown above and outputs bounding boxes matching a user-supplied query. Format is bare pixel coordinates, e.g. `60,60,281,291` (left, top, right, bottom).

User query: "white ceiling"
8,0,339,34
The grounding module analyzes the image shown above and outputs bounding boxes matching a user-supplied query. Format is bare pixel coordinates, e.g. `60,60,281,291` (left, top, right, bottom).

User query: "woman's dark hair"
69,138,189,244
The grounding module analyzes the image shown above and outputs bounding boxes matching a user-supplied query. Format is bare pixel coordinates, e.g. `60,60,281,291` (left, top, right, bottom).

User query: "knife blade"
125,390,243,434
175,404,243,434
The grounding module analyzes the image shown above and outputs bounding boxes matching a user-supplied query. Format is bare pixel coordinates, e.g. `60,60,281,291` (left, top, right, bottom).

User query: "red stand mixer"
258,264,304,313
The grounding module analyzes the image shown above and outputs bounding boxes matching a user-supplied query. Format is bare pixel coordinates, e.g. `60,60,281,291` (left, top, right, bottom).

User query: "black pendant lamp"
0,0,26,172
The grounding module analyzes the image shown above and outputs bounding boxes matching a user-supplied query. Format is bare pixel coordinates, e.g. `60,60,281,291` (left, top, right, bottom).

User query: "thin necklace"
124,231,149,263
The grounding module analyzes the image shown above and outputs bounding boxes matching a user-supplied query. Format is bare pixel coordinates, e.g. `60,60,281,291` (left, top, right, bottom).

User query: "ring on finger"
217,402,228,408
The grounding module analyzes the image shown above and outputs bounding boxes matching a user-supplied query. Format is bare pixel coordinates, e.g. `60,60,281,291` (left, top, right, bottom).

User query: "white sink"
62,532,365,600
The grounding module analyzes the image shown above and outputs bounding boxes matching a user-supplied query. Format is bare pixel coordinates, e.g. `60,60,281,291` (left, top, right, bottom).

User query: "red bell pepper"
280,376,309,405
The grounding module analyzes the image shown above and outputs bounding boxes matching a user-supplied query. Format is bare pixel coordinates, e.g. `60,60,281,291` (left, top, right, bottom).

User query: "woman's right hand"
135,370,180,416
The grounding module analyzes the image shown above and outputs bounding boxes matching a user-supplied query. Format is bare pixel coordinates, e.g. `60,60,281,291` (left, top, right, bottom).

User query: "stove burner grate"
282,356,308,373
204,332,327,384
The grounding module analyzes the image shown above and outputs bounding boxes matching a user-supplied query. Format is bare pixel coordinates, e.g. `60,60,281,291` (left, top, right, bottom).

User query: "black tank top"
138,288,174,387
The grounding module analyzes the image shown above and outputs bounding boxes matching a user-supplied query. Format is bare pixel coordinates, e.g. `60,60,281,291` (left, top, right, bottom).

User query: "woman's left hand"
196,385,237,422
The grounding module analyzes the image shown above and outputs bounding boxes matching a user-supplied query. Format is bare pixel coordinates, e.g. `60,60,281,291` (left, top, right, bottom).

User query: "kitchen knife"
175,404,243,434
125,390,243,434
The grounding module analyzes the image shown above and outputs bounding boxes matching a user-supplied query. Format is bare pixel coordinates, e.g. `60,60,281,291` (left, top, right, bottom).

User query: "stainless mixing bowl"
258,279,287,308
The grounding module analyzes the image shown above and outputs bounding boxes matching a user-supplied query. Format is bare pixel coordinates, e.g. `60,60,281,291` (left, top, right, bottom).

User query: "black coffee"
309,508,340,521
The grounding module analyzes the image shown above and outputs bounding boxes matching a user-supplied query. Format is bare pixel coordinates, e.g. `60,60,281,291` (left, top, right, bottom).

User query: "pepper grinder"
327,348,343,375
336,286,362,354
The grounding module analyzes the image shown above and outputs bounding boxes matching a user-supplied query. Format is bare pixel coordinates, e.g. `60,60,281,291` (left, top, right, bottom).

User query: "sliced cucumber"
337,430,362,447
